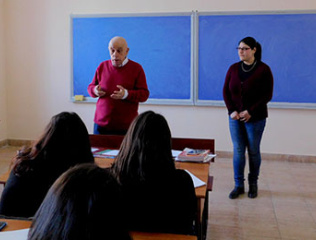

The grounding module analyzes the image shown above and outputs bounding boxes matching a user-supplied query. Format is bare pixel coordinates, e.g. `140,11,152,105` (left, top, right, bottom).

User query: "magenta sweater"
88,60,149,131
223,61,273,121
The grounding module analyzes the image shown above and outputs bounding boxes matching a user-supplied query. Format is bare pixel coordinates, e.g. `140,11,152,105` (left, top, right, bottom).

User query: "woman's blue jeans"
229,118,266,187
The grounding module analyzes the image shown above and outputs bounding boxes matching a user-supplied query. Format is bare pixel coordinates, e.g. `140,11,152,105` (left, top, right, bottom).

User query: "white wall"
3,0,316,156
0,0,7,142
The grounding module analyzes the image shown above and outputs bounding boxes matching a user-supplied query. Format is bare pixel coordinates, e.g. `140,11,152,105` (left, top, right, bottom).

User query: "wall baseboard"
216,151,316,163
0,139,9,148
0,139,33,148
7,139,33,147
1,139,315,163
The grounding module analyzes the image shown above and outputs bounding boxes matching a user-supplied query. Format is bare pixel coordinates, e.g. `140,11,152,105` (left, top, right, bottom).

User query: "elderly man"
88,36,149,135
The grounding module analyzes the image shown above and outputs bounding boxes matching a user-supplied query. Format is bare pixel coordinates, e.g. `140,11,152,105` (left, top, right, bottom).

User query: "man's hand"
111,85,126,99
94,85,106,97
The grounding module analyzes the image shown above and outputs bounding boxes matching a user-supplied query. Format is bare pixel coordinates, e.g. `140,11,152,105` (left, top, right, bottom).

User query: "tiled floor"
208,156,316,240
0,146,316,239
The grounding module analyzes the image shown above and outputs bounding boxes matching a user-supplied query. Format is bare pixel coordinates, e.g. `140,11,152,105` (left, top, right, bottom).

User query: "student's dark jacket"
0,154,94,218
0,166,52,218
117,169,197,235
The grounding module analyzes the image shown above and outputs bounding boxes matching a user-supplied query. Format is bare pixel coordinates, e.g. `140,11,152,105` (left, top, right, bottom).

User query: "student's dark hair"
28,163,131,240
12,112,94,176
111,111,175,184
239,36,262,62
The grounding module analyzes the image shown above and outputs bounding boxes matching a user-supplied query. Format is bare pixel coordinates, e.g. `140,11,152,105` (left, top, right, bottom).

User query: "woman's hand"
230,111,240,120
239,110,251,122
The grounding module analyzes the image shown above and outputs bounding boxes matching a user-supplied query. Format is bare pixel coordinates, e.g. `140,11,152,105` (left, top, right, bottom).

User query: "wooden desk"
0,135,214,240
0,219,197,240
0,218,31,231
0,158,212,202
0,158,210,240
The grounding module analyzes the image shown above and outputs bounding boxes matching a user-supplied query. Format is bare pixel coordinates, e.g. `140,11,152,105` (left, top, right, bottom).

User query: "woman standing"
223,37,273,199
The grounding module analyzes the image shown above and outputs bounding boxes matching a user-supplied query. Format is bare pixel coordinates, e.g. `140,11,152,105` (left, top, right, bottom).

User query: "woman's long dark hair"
239,36,262,62
28,164,131,240
111,111,175,184
12,112,94,177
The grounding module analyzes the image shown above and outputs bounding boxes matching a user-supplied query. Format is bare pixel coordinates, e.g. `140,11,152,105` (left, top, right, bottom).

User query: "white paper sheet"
101,150,119,156
184,170,206,188
0,228,29,240
172,150,182,157
91,147,99,152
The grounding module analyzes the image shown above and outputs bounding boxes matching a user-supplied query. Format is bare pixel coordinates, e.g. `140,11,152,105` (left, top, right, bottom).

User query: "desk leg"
196,198,202,240
201,190,209,240
196,196,207,240
200,175,213,240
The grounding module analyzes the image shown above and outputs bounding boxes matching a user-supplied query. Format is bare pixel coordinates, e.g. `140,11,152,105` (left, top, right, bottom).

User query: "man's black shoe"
229,186,245,199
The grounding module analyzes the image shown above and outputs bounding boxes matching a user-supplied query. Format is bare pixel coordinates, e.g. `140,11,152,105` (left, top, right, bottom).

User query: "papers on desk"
172,150,182,158
185,170,206,188
98,150,119,156
0,228,29,240
93,149,119,158
91,147,99,153
94,149,216,162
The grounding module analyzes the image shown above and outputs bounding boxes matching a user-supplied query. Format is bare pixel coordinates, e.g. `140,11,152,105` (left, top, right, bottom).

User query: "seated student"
0,112,94,218
28,163,131,240
110,111,197,234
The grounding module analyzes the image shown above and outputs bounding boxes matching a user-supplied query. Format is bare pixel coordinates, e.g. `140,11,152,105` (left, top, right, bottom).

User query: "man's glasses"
236,47,251,51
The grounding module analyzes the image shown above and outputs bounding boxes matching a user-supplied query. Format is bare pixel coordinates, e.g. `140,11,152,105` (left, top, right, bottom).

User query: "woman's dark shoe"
229,186,245,199
248,184,258,198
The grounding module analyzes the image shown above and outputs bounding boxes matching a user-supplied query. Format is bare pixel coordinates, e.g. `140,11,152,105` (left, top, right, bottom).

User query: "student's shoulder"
171,170,195,195
174,169,193,183
3,169,37,195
